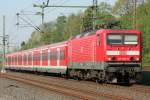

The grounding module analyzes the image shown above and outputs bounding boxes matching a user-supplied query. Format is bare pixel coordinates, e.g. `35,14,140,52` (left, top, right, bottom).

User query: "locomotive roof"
71,30,96,40
71,29,141,40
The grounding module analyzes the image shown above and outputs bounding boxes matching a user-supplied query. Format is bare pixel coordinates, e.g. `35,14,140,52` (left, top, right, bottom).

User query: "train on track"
5,29,142,83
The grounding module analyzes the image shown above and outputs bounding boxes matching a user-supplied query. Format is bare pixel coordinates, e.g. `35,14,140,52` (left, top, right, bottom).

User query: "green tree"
83,2,115,30
113,0,150,65
64,14,82,38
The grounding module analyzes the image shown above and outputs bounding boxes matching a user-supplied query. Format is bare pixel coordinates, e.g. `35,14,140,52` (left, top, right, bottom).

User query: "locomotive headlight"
108,57,116,61
135,58,139,61
108,57,111,61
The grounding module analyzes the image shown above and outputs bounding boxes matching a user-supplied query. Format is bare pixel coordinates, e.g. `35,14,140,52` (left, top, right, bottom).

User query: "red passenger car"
6,41,68,74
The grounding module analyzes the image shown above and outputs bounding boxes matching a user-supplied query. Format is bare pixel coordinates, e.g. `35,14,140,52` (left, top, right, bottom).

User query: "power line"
16,13,43,33
33,0,98,30
33,0,89,24
92,0,98,30
133,0,137,29
44,0,69,16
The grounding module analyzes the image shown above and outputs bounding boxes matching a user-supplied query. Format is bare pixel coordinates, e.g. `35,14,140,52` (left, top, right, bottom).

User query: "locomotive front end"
104,30,142,83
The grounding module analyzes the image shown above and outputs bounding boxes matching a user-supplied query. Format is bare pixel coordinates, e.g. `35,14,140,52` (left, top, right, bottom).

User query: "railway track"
101,84,150,94
0,72,133,100
132,84,150,93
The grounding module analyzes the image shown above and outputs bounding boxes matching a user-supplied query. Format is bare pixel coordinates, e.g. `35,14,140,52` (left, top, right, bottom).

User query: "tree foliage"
113,0,150,65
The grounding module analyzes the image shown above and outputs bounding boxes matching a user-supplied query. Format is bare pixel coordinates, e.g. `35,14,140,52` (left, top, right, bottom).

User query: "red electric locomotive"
68,29,142,83
5,29,142,83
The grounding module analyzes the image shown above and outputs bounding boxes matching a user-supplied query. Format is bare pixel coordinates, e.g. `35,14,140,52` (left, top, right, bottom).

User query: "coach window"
50,51,53,60
38,54,40,61
50,51,57,60
33,54,37,62
11,57,13,64
42,52,48,61
97,34,100,46
12,56,14,64
24,55,27,65
28,54,31,63
14,56,16,65
19,56,21,64
60,50,65,60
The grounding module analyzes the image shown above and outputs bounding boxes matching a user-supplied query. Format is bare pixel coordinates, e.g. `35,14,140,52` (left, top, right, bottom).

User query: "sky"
0,0,116,50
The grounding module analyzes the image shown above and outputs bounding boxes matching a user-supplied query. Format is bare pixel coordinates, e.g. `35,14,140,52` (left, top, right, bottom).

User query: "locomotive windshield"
107,34,138,45
124,35,138,44
107,35,122,45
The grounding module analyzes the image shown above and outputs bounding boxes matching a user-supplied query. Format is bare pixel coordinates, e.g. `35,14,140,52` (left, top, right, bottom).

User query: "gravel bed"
6,72,150,100
0,78,80,100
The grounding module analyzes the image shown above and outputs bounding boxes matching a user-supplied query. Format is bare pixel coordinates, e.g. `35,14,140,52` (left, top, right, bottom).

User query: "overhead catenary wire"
10,0,99,51
6,0,44,51
16,13,43,33
44,0,69,14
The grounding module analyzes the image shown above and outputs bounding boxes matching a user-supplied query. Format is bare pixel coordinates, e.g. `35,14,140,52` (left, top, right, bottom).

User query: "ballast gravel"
0,78,79,100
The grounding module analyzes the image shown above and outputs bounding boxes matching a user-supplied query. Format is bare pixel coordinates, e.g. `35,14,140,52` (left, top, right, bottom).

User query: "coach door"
96,34,103,61
57,48,60,66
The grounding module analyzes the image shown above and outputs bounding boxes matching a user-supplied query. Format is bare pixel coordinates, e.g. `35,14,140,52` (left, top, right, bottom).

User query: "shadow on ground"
139,71,150,86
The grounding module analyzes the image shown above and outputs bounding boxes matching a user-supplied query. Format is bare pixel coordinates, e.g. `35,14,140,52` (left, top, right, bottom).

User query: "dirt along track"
1,71,150,100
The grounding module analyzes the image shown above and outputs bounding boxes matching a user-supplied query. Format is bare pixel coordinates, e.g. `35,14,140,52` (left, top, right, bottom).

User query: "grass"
139,71,150,86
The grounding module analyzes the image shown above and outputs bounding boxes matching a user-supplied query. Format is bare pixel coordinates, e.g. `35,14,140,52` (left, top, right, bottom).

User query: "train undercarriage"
5,62,142,84
68,62,142,84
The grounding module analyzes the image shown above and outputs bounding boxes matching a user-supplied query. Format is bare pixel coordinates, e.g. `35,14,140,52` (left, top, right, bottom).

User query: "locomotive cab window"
107,34,138,45
97,34,100,46
124,35,138,45
107,34,122,45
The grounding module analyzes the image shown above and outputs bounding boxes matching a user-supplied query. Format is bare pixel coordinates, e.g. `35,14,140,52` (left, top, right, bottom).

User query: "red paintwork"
5,41,68,69
99,29,142,62
68,34,96,62
69,29,142,63
60,46,68,66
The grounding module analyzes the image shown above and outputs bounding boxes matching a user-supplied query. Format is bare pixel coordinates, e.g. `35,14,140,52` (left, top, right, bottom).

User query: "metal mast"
133,0,137,29
1,16,6,73
33,0,50,24
92,0,98,30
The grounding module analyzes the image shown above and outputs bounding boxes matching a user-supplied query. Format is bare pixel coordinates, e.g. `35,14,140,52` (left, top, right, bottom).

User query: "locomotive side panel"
69,35,98,69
